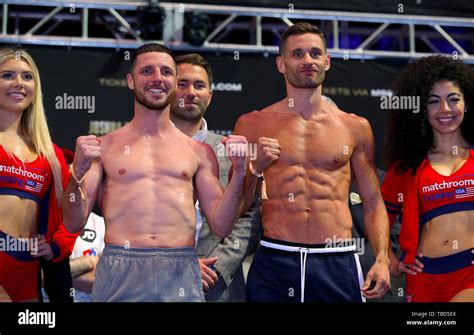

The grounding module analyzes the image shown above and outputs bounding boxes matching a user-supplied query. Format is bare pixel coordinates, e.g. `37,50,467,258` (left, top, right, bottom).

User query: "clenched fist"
253,137,281,173
222,135,248,176
73,135,101,179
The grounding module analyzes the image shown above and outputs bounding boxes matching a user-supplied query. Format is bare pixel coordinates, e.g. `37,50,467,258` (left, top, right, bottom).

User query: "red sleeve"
381,164,409,228
47,144,79,262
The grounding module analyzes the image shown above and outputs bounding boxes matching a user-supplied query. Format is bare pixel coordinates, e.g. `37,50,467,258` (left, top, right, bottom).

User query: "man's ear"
207,89,213,107
276,56,285,74
127,73,134,90
324,53,331,71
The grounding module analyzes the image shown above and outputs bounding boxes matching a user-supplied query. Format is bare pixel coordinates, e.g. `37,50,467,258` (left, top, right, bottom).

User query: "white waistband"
261,239,357,302
260,240,356,253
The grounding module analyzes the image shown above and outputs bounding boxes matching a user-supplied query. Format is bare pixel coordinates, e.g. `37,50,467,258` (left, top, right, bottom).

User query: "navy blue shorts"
247,237,365,302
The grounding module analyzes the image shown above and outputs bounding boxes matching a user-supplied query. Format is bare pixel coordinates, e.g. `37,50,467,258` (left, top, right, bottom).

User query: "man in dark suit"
170,53,261,302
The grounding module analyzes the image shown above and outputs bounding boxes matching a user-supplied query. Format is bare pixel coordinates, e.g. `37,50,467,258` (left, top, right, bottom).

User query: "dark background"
15,45,410,170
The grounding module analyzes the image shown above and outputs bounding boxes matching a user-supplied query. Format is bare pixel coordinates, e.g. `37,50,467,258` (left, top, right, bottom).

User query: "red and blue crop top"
0,144,52,203
382,149,474,264
418,153,474,226
0,143,79,264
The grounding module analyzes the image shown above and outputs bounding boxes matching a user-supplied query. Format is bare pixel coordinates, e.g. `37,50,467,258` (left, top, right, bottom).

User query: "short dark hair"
175,53,213,86
130,43,175,71
279,22,327,55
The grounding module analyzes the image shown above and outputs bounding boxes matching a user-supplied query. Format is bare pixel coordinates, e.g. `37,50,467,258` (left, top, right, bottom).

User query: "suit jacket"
196,131,261,302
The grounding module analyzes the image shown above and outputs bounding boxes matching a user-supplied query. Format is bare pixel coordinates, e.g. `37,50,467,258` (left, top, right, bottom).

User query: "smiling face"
127,51,177,111
277,33,330,89
426,80,465,136
171,63,212,122
0,58,35,114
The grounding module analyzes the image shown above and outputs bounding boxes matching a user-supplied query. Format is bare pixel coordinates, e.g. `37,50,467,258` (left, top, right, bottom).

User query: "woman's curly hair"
384,55,474,174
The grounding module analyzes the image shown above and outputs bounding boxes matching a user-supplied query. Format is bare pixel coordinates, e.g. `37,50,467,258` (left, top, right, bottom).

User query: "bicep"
351,121,380,203
83,161,103,214
233,115,245,136
233,113,255,142
195,147,223,218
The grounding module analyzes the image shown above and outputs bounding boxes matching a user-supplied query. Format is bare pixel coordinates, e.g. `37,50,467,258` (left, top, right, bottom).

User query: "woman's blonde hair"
0,47,63,202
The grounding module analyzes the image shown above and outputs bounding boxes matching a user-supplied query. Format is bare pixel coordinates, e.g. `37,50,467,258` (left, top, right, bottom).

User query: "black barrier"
0,302,472,332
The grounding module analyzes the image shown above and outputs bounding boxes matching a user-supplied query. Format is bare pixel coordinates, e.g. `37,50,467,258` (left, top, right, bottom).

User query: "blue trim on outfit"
420,201,474,226
0,188,40,203
420,248,473,275
38,190,50,236
384,200,402,209
50,242,60,259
